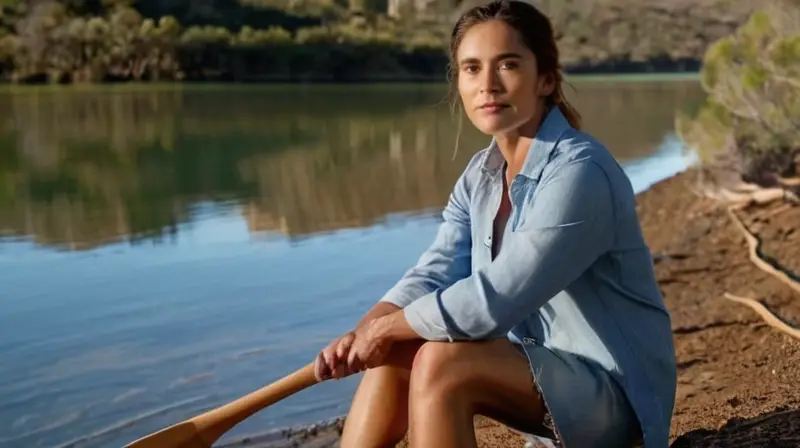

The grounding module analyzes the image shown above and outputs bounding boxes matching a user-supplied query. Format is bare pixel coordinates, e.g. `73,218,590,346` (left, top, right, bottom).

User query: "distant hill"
0,0,765,82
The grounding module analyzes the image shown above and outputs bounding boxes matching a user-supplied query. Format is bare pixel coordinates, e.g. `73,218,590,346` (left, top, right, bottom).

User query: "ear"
537,72,557,98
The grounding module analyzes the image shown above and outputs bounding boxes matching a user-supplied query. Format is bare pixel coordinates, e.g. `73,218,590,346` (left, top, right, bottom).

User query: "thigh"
351,339,426,401
433,339,547,435
342,340,426,447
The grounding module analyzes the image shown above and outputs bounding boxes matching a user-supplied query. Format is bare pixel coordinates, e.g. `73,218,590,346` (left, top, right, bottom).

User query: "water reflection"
0,81,703,252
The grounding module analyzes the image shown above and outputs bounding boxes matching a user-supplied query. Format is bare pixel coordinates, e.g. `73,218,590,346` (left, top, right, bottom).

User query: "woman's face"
455,20,554,136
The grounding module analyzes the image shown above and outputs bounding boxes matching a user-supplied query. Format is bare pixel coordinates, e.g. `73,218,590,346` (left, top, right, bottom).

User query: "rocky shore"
244,168,800,448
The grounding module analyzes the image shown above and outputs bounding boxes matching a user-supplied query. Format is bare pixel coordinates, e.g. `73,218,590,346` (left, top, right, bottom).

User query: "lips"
479,102,510,113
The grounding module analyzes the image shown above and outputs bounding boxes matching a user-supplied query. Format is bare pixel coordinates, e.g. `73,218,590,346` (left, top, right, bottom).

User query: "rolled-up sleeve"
403,159,617,341
377,167,473,309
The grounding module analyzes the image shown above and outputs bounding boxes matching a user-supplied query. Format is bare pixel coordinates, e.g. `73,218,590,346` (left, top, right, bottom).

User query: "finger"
351,357,365,374
336,333,354,360
332,361,346,379
322,347,337,373
346,344,361,372
314,352,328,381
314,353,322,381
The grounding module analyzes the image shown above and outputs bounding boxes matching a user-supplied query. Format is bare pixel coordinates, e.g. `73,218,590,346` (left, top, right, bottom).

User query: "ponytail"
548,72,582,130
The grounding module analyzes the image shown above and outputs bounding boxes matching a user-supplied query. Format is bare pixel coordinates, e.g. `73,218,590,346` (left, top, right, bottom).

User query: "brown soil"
634,170,800,447
257,169,800,447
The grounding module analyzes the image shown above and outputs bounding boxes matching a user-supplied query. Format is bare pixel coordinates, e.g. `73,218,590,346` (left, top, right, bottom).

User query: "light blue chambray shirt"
379,107,677,447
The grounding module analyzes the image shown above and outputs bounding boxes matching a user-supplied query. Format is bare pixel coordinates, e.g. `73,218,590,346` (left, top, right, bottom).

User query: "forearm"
378,180,472,309
370,309,421,342
355,302,401,331
356,303,421,342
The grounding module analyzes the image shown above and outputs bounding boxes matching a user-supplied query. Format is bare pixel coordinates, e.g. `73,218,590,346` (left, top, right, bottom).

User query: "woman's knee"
360,362,412,389
409,341,472,396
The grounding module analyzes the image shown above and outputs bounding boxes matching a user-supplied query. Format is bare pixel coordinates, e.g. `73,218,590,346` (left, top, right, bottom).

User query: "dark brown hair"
448,0,582,130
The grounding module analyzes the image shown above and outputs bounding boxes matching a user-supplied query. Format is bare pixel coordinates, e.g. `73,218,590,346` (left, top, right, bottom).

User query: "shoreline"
217,165,800,447
217,417,346,448
0,72,701,92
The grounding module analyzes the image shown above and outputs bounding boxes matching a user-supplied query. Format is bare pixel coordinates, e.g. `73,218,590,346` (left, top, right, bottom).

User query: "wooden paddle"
124,361,318,448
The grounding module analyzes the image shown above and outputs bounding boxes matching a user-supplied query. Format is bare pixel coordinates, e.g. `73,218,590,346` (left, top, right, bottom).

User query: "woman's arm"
398,158,618,342
354,302,402,330
323,157,479,375
376,160,475,309
349,168,476,345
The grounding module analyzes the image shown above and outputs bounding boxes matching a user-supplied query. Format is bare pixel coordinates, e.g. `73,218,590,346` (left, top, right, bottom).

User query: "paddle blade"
124,421,210,448
124,363,318,448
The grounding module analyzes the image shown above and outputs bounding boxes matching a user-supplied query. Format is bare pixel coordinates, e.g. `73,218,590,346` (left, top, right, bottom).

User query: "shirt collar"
480,106,572,181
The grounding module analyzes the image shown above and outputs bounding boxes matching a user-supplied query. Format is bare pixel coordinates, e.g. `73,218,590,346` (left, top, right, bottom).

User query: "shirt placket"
483,171,503,260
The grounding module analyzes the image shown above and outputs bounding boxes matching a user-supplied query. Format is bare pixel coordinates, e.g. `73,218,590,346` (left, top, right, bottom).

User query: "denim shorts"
513,343,643,448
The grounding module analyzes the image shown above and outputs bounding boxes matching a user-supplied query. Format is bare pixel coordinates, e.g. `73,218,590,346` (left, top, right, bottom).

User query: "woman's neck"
495,135,532,180
494,111,544,180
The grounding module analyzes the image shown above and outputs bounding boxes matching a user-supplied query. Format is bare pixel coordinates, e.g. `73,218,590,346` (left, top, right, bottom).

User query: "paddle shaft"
191,361,318,441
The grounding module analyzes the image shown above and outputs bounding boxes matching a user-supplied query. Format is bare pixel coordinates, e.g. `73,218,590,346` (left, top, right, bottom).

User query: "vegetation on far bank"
0,0,762,83
676,0,800,186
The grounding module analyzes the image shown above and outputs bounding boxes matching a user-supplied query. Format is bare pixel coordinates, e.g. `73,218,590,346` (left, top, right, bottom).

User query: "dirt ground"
257,169,800,448
635,170,800,447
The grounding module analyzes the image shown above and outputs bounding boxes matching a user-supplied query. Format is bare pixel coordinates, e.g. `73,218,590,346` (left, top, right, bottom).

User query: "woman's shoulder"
540,129,637,210
553,129,613,166
546,129,629,184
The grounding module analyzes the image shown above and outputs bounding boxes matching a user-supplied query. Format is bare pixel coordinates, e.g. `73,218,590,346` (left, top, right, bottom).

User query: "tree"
676,0,800,187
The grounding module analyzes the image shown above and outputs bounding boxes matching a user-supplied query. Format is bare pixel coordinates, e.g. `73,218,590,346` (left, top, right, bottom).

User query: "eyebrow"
459,52,524,65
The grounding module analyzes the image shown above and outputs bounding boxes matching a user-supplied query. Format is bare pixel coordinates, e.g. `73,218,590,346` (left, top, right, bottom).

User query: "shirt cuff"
378,291,414,309
402,291,456,342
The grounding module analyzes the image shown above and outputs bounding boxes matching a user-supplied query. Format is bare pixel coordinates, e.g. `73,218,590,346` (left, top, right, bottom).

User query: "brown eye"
500,60,518,70
462,64,479,74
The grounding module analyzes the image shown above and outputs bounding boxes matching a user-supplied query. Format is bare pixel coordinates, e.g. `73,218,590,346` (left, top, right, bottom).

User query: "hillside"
0,0,763,82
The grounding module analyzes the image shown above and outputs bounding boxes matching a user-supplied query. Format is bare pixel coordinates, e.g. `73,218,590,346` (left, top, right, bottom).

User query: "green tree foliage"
0,0,767,83
5,1,182,82
135,0,321,31
676,0,800,184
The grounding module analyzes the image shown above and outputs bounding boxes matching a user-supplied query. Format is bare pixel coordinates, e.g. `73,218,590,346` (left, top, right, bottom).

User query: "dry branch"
725,205,800,295
723,203,800,342
700,185,793,208
723,293,800,341
777,176,800,188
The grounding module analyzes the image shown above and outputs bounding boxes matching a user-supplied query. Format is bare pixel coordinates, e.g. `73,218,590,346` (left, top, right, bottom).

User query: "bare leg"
340,340,424,448
408,339,546,448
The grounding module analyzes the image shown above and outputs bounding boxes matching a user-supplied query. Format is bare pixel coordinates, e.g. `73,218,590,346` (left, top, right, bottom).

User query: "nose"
479,68,501,94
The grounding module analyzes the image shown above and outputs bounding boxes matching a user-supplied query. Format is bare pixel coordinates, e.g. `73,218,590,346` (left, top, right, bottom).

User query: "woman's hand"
348,318,393,371
315,331,361,382
314,305,418,382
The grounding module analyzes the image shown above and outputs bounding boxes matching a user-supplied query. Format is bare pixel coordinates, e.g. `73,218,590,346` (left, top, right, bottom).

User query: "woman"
314,1,677,447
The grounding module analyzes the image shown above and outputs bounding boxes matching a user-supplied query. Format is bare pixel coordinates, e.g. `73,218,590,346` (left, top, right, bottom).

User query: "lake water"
0,79,703,448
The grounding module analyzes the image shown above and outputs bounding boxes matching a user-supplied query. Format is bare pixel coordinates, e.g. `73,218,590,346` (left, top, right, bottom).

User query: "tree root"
722,293,800,342
723,187,794,208
723,204,800,342
725,207,800,295
686,171,800,340
697,181,798,209
777,176,800,188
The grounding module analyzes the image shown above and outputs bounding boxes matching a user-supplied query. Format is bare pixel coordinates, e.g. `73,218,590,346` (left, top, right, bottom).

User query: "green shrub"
676,0,800,184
